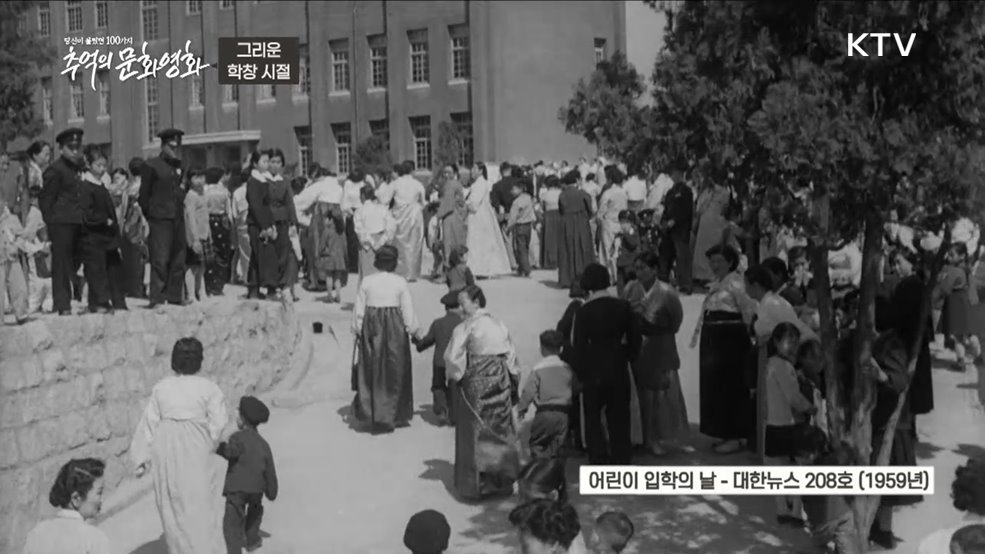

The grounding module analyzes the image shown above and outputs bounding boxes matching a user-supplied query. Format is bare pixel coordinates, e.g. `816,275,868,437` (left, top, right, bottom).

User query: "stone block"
80,343,108,374
79,313,108,343
87,372,106,403
0,392,26,429
103,338,127,367
0,429,19,468
41,378,93,421
24,321,54,353
39,349,69,383
15,420,56,464
0,356,43,393
85,405,112,441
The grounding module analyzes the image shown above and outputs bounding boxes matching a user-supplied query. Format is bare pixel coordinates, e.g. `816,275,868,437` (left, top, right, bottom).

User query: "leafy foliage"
352,135,392,178
0,1,56,149
434,121,464,173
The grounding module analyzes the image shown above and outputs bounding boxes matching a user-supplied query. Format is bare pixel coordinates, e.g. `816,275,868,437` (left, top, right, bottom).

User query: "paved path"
97,270,984,554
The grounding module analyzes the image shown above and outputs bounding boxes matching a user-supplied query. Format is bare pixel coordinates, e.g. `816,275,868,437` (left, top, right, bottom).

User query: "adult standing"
691,178,732,285
129,337,227,554
660,172,694,293
557,170,594,289
445,285,522,500
229,165,250,286
342,169,366,274
690,244,756,454
389,161,426,281
351,245,420,432
121,158,148,299
571,263,641,464
463,162,511,278
264,149,298,297
295,168,347,303
437,164,469,270
16,141,51,223
39,128,85,316
139,129,187,308
538,175,562,271
353,184,397,283
490,163,518,270
596,166,628,282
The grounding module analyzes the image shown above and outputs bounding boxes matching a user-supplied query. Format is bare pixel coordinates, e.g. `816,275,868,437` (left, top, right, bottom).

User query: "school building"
28,0,627,173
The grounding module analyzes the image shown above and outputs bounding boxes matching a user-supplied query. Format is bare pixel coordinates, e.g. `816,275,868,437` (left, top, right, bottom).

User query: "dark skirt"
454,353,519,500
311,202,348,281
699,311,753,440
345,214,360,273
540,210,561,270
872,423,922,507
120,239,145,298
557,212,594,288
248,222,290,289
352,306,414,428
764,424,798,459
205,214,231,295
942,289,971,336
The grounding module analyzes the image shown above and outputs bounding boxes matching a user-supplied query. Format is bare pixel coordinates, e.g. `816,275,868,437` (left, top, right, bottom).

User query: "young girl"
935,243,978,370
445,245,475,291
764,322,815,526
23,458,111,554
183,169,210,303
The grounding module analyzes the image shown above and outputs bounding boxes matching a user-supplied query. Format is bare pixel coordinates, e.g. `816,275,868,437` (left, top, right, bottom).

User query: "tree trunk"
810,189,844,443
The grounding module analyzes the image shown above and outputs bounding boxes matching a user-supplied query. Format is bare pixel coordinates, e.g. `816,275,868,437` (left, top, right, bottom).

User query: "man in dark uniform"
40,128,85,316
660,170,694,294
490,162,517,223
139,128,187,307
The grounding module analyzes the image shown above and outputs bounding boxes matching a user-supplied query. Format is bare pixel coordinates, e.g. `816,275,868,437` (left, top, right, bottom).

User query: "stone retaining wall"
0,300,303,554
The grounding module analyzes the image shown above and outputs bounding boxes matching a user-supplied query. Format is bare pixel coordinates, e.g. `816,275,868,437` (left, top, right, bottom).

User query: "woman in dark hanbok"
556,170,595,289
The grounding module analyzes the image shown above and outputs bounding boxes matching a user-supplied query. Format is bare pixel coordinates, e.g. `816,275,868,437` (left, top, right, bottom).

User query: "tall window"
449,25,470,80
17,13,27,36
41,79,53,123
332,124,352,175
330,40,350,92
451,112,474,166
295,45,310,96
95,1,108,28
190,75,203,107
38,3,51,36
142,1,159,41
146,80,160,141
408,29,429,84
220,0,234,8
368,35,387,89
369,119,389,145
66,0,83,33
97,72,110,116
410,116,431,171
187,0,202,15
594,38,607,65
223,84,239,103
257,83,274,101
69,81,84,120
295,127,312,176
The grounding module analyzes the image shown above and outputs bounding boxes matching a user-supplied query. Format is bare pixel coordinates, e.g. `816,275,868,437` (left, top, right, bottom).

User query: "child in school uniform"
793,428,858,554
445,245,475,292
764,322,815,526
414,291,464,425
0,197,30,324
218,396,278,553
517,330,579,460
591,511,635,554
615,210,641,297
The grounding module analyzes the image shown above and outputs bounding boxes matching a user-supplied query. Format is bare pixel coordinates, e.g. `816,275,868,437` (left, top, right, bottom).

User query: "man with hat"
39,128,86,315
412,289,464,425
139,128,187,307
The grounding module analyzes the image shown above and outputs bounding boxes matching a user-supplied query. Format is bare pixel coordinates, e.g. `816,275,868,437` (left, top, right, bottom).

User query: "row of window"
38,0,237,36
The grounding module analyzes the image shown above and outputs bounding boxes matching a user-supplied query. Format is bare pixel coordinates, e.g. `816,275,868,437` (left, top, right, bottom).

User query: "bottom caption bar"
578,466,934,495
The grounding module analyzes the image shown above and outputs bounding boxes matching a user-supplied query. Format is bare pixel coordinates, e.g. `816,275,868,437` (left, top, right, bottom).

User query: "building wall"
32,0,623,171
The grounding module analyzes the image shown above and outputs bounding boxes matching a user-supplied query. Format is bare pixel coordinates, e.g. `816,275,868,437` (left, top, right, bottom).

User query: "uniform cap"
440,291,460,308
55,128,84,147
157,128,185,142
239,395,270,425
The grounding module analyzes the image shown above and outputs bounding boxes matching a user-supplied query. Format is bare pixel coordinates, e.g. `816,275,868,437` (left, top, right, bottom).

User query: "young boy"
403,509,450,554
218,396,278,553
518,330,579,460
184,169,211,303
506,181,537,277
413,291,464,425
591,511,634,554
0,197,29,324
615,210,640,296
793,428,857,554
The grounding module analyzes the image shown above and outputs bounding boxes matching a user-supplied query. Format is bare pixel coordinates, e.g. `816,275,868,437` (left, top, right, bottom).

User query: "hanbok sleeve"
398,280,420,335
444,322,469,382
205,382,228,444
129,387,163,469
502,321,521,376
353,279,368,333
383,210,397,243
293,182,319,216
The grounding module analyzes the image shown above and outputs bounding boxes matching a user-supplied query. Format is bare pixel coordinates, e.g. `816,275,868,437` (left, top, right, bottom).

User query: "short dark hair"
508,499,581,550
348,168,366,183
595,511,634,554
82,144,106,165
518,458,567,502
706,244,740,272
110,167,128,181
761,257,789,287
617,209,635,223
27,140,49,160
745,264,777,292
396,161,413,176
128,157,145,178
266,148,286,165
953,456,985,516
635,250,660,270
205,167,225,185
951,524,985,554
171,337,204,375
49,458,105,509
580,263,611,292
448,246,469,268
474,162,488,180
539,330,564,353
604,165,625,184
461,285,487,308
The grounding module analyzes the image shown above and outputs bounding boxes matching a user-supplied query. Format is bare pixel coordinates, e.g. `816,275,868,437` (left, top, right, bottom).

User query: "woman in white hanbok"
129,338,228,554
464,163,512,277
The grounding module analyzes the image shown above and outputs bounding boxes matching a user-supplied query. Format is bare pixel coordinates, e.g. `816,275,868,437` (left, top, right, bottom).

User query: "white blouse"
444,310,520,382
391,175,426,207
353,201,396,250
294,177,343,228
466,177,493,212
22,510,111,554
375,181,394,206
231,185,249,223
353,271,419,334
538,187,561,211
342,180,364,215
129,374,228,469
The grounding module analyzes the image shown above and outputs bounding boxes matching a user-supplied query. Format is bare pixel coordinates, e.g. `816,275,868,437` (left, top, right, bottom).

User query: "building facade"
29,0,626,173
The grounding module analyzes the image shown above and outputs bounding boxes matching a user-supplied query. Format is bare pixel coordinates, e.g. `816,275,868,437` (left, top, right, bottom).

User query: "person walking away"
437,164,469,272
660,171,694,293
217,396,278,554
506,181,536,277
390,161,427,281
230,166,251,286
538,175,562,271
203,167,232,296
517,330,578,460
403,509,451,554
130,337,228,554
0,197,30,324
597,166,629,283
463,162,512,278
614,210,640,297
342,169,365,274
22,185,52,314
445,245,475,291
139,129,188,308
413,290,464,425
78,145,126,313
40,128,86,316
120,158,148,299
935,243,977,370
295,167,347,303
556,169,594,289
351,245,420,432
22,458,111,554
183,169,211,303
353,184,396,284
15,141,51,224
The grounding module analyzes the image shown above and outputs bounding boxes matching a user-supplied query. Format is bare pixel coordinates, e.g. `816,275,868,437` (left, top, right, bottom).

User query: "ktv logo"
847,33,916,57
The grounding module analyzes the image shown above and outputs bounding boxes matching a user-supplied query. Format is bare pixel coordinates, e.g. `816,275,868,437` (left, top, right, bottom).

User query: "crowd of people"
8,126,985,553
